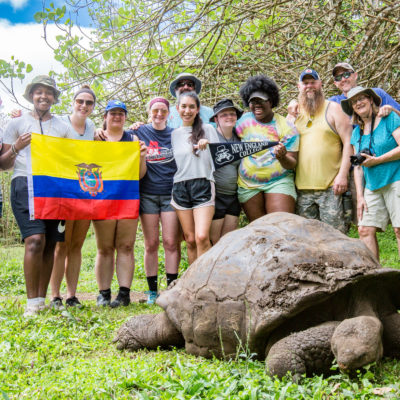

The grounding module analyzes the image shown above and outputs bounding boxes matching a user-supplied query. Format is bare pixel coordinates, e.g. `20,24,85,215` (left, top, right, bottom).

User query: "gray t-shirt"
213,130,241,195
59,115,95,140
172,123,219,183
3,113,74,179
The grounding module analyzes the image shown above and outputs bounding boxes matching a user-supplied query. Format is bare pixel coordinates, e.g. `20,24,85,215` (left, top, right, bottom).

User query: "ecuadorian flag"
28,133,140,220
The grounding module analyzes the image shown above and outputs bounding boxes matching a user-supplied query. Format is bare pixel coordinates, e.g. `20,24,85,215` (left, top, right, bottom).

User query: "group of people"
0,62,399,317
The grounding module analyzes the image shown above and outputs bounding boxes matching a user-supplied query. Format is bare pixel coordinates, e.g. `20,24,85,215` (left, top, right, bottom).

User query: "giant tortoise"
115,212,400,379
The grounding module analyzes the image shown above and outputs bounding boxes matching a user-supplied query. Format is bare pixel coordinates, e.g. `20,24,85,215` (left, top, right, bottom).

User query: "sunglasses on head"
75,99,95,106
334,71,353,82
177,81,195,88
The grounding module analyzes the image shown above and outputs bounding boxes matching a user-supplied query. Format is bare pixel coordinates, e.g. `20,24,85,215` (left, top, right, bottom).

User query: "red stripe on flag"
34,197,140,220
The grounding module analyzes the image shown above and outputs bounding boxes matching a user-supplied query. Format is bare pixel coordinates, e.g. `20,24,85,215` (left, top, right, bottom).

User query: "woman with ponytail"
171,91,219,264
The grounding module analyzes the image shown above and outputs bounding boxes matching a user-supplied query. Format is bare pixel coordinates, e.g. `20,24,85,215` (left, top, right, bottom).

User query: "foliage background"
30,0,400,124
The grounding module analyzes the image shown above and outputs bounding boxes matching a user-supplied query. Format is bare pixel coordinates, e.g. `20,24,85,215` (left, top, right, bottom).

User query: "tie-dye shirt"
236,112,299,189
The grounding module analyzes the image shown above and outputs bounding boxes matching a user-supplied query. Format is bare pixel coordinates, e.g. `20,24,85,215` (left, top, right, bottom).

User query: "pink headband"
149,97,170,109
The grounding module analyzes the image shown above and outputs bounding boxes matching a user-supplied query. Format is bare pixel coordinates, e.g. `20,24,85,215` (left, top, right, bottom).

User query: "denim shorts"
139,192,175,214
171,178,215,210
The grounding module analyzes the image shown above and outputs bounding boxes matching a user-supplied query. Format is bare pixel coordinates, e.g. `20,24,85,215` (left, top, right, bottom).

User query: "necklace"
68,115,87,135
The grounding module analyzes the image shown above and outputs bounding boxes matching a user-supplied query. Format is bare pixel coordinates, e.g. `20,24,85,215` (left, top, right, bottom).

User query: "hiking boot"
97,292,111,307
66,296,82,308
50,297,64,310
110,291,130,308
145,290,158,305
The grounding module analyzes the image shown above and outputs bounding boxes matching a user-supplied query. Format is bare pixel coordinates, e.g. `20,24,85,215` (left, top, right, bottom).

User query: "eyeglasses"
350,95,370,106
249,98,269,106
75,99,95,106
217,111,237,118
151,108,168,115
177,80,195,88
334,71,353,82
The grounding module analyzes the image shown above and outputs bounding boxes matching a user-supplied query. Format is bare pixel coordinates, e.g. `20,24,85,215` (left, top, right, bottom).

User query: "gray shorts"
296,187,345,233
139,192,175,214
171,178,215,211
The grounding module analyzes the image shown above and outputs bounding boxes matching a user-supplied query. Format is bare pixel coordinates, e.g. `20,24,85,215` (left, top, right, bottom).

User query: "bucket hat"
23,75,60,103
169,73,202,98
340,86,382,116
209,98,243,122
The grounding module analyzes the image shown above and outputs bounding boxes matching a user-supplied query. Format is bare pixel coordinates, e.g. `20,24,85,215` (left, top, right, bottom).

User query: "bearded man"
294,68,353,233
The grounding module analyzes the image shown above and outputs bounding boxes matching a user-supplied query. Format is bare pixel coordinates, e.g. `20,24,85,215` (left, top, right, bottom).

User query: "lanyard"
358,113,375,152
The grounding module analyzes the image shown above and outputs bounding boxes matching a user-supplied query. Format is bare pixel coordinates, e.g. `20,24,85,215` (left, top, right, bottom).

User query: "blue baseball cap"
105,100,127,113
299,68,320,82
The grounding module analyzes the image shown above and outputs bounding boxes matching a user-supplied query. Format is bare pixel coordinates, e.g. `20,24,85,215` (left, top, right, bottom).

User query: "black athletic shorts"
213,192,241,220
11,176,65,242
171,178,215,210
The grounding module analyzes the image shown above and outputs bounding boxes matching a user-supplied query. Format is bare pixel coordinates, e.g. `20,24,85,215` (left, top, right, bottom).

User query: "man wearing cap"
294,68,353,233
330,62,400,114
168,73,214,129
0,75,74,317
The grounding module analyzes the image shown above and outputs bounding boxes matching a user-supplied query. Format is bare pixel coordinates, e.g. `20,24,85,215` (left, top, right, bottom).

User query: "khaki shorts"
359,180,400,230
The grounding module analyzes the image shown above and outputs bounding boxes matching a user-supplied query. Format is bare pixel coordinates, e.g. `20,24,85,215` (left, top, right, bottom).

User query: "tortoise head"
331,316,383,371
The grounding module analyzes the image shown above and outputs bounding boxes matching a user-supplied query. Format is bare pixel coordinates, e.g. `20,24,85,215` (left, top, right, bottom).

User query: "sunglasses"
75,98,95,106
306,115,314,128
151,108,168,115
177,81,195,88
249,98,269,106
334,71,353,82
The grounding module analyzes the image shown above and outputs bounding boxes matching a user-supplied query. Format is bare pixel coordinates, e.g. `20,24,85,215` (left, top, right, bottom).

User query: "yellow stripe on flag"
31,133,140,180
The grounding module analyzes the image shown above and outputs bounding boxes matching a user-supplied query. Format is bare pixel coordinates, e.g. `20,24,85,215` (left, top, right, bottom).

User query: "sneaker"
23,304,40,317
110,292,130,308
50,297,64,310
97,292,111,307
66,296,82,308
145,290,158,305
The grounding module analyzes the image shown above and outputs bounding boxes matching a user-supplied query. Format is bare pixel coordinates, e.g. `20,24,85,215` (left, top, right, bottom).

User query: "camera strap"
358,113,375,153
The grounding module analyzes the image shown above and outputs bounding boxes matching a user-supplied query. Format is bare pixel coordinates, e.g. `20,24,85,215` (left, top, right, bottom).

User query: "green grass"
0,226,399,399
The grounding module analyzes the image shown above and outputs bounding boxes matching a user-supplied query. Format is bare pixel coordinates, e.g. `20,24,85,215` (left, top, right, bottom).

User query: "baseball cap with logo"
105,100,128,113
332,62,355,77
299,68,320,82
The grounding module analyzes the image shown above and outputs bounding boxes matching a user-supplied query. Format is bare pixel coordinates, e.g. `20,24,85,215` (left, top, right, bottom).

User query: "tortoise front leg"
114,312,184,351
266,322,339,380
382,313,400,357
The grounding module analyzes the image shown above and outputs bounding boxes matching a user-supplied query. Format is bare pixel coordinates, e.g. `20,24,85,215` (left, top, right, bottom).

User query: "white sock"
37,297,46,305
27,298,40,307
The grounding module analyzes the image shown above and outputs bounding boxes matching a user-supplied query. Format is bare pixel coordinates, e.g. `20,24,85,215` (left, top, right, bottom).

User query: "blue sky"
0,1,93,112
0,0,91,26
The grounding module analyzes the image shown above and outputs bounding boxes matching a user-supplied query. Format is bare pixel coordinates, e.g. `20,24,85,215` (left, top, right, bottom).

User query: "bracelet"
11,143,19,156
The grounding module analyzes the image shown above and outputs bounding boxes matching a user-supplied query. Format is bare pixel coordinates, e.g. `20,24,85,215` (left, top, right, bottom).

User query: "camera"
350,148,371,166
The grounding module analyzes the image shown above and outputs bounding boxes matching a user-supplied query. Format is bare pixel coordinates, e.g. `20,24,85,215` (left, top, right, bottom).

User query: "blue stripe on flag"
33,176,139,200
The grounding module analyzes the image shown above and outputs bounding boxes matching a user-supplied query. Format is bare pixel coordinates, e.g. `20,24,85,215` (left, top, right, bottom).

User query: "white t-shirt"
3,113,74,179
171,123,219,183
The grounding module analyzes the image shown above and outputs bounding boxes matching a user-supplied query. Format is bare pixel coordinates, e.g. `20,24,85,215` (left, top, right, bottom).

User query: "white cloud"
0,19,92,113
0,0,29,10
